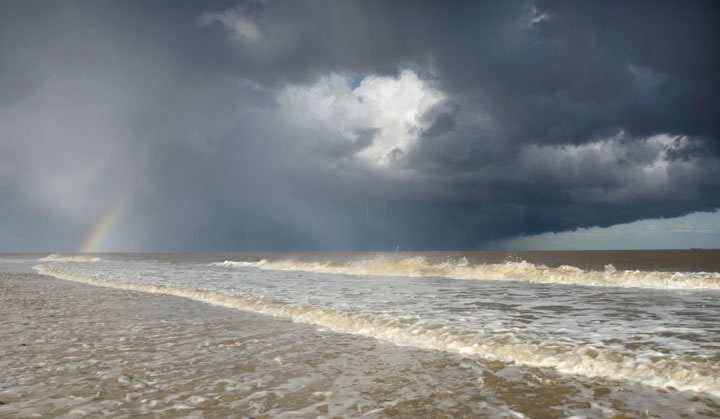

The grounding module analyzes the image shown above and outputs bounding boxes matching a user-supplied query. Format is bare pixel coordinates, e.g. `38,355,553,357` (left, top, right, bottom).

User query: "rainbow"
78,197,130,253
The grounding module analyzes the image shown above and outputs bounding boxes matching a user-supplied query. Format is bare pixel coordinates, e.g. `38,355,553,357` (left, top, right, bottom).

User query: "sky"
0,0,719,252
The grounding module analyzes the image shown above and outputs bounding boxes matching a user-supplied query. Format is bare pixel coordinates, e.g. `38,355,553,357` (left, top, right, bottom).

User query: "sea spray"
216,256,720,290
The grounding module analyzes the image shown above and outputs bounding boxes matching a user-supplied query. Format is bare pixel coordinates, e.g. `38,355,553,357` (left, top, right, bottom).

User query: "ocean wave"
211,260,266,268
32,264,720,397
38,254,101,263
216,256,720,290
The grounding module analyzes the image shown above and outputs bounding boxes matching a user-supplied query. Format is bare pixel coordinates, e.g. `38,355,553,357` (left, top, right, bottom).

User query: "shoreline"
3,272,719,417
1,272,299,417
0,273,498,417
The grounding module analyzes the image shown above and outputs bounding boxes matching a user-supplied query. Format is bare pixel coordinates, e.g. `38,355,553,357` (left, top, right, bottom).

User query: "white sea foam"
33,264,720,398
216,256,720,290
212,260,266,268
39,254,101,263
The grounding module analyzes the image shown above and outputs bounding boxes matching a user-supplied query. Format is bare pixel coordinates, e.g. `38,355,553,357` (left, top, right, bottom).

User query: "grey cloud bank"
0,0,718,251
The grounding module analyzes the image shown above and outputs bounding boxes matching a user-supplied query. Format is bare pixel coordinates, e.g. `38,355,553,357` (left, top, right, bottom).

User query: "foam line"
35,264,720,397
216,256,720,290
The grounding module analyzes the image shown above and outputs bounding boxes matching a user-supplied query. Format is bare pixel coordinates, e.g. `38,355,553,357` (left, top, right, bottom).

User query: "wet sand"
2,273,718,418
1,273,493,418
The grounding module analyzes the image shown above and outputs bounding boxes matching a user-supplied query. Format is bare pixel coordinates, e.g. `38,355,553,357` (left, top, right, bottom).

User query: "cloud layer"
1,0,718,251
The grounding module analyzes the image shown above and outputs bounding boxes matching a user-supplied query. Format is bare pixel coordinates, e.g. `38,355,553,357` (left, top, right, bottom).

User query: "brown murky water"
2,251,720,417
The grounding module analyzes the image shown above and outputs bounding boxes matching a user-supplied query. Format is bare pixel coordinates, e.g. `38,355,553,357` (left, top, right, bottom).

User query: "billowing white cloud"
278,70,444,168
514,133,715,204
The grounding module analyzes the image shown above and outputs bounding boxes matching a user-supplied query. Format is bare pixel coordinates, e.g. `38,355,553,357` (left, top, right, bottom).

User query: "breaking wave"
215,256,720,290
32,264,720,397
211,260,266,268
39,254,101,263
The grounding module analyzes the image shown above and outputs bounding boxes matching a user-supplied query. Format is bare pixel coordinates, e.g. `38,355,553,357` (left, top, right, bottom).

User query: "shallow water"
3,251,720,417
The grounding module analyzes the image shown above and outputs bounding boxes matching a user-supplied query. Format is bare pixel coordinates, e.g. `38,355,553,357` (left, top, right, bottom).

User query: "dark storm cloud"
0,0,718,251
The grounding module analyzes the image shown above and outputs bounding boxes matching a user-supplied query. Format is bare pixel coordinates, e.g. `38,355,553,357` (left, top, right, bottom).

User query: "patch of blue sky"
499,210,720,250
345,73,365,90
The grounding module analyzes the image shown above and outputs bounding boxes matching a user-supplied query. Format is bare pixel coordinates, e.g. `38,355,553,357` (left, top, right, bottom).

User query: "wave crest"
212,260,266,268
218,256,720,290
38,254,101,263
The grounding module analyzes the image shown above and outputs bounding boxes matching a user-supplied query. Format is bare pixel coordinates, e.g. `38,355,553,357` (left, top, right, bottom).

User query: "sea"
2,250,720,417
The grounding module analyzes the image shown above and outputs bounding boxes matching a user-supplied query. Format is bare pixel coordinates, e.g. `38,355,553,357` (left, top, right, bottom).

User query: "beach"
3,272,512,418
2,252,720,417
